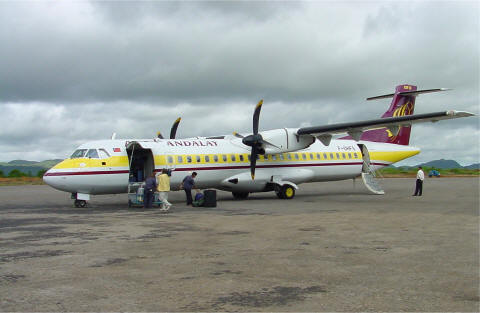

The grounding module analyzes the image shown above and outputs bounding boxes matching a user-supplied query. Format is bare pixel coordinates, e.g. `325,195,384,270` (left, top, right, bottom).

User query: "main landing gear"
232,192,249,200
275,184,295,199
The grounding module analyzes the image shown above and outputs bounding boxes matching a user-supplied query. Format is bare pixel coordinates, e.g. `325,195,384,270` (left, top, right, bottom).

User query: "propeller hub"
242,134,263,147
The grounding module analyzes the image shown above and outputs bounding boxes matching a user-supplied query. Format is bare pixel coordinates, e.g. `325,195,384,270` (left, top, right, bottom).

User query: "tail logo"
392,101,414,117
386,101,414,140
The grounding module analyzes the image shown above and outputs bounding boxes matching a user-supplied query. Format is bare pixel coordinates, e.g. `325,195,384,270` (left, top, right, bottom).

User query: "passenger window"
272,155,277,161
231,154,236,162
205,155,210,162
86,149,99,158
348,153,352,159
342,153,346,159
294,154,299,160
336,153,340,159
213,155,219,162
239,154,244,162
187,156,192,163
70,149,87,158
316,153,320,160
287,154,292,160
167,156,174,164
323,153,328,159
302,153,307,160
279,154,284,160
330,153,334,159
196,155,201,163
222,154,227,162
177,156,183,163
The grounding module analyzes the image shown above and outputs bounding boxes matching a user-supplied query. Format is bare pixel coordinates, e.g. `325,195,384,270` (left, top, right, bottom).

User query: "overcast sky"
1,1,478,166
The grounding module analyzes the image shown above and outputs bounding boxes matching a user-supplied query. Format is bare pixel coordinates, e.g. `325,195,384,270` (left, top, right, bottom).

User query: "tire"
281,185,295,200
74,200,87,208
275,190,284,199
232,192,249,200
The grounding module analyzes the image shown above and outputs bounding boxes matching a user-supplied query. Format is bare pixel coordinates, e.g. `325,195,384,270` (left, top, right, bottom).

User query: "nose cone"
42,169,55,187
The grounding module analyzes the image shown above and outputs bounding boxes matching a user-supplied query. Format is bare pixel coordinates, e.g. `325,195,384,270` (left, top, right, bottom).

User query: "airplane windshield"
86,149,99,158
70,149,87,158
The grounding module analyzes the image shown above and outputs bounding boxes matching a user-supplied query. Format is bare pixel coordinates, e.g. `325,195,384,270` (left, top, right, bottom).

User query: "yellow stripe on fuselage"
52,149,418,171
52,156,129,169
370,150,420,164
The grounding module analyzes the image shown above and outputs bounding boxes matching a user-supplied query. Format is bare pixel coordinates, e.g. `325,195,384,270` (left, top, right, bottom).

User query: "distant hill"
388,159,479,170
417,159,462,169
0,159,62,176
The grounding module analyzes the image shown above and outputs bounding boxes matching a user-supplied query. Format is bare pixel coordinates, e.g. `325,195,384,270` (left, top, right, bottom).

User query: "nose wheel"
74,200,87,208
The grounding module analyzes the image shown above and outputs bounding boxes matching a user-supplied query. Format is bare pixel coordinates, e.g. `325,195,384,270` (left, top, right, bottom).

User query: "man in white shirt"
413,166,425,196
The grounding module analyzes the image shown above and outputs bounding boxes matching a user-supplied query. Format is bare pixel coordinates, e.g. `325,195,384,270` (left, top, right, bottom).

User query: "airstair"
361,170,385,195
359,144,385,195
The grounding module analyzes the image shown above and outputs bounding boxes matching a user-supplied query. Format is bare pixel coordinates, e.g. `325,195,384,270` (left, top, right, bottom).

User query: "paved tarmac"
0,178,478,312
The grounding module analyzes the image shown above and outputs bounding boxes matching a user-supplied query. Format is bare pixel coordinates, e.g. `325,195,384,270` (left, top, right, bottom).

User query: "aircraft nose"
42,169,54,186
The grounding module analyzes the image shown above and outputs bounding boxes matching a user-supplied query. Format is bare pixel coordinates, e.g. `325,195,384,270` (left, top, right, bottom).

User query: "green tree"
0,170,4,178
8,169,27,177
37,169,47,178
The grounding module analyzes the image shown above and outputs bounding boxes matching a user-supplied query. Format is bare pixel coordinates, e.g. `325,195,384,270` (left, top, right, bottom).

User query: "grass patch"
0,177,45,186
378,167,480,177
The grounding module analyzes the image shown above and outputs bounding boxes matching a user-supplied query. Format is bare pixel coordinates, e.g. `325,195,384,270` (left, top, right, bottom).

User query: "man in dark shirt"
181,172,197,206
143,173,157,208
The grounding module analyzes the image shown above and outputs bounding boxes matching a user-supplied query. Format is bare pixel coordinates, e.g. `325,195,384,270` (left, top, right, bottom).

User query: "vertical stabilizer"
360,84,417,145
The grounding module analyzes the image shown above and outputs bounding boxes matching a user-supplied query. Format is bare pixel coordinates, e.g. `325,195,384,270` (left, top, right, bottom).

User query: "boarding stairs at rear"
361,166,385,195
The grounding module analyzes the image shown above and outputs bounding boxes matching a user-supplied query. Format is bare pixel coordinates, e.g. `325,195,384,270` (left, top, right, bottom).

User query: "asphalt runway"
0,178,478,311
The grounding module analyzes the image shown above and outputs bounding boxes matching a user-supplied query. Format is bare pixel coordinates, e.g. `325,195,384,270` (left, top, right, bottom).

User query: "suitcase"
203,189,217,207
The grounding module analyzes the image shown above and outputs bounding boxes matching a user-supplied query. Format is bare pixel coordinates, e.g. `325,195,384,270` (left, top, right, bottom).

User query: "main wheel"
280,185,295,200
232,192,249,200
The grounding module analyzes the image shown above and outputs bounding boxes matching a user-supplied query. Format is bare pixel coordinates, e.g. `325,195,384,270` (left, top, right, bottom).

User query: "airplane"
43,84,475,207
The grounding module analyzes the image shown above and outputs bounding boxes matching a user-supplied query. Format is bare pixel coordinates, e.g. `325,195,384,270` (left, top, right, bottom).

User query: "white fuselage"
43,136,419,195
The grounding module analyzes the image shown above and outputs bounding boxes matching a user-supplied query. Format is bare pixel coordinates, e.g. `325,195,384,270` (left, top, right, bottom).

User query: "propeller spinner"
234,100,269,180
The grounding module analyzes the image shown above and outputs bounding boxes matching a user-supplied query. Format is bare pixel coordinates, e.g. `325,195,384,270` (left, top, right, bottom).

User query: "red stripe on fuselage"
42,161,388,177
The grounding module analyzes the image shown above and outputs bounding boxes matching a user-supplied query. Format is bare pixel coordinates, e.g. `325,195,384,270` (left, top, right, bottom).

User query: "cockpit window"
86,149,99,158
98,149,110,159
70,149,87,158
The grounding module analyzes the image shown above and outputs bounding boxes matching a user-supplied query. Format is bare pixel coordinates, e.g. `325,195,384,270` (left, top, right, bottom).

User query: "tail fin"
355,84,449,145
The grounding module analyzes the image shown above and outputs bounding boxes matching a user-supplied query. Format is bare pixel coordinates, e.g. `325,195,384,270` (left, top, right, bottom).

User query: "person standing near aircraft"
181,172,197,206
157,169,172,211
413,166,425,196
143,173,157,208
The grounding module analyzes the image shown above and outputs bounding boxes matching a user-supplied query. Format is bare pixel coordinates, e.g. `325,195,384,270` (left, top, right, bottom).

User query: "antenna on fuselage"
111,132,116,140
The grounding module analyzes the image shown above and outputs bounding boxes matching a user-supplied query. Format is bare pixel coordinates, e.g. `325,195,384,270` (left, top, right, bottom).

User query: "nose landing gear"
71,193,90,208
74,199,87,208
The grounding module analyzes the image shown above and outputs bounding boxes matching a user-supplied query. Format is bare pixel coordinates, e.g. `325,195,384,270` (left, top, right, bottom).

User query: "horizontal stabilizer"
367,88,450,101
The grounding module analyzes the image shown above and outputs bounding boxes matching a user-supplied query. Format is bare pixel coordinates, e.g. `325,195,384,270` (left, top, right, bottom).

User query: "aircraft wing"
296,110,475,145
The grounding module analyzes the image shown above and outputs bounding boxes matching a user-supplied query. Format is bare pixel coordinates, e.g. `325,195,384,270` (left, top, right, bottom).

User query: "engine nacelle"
260,128,315,154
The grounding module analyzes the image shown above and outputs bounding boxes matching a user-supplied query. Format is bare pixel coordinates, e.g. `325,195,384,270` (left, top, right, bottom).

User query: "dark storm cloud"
0,1,478,164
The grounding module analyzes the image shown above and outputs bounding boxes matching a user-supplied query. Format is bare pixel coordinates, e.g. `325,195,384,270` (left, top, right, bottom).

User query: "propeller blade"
250,147,258,180
260,138,280,149
233,131,244,139
170,117,181,139
157,131,164,139
253,99,263,135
